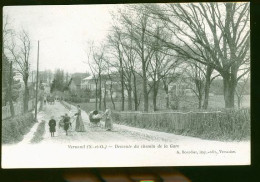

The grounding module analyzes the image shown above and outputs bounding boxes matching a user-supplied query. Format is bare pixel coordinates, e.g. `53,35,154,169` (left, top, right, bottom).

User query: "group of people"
48,105,113,137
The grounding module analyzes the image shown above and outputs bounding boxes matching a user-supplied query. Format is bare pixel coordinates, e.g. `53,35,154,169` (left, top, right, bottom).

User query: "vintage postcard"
2,3,250,168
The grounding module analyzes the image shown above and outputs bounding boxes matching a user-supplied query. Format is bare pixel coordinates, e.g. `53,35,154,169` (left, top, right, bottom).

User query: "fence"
112,109,250,140
2,100,35,120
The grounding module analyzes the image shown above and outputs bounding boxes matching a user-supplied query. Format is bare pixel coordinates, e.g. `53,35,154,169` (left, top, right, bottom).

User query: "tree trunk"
7,62,15,117
237,95,241,109
203,81,210,109
153,82,159,111
166,91,169,109
39,91,44,111
223,74,237,108
163,81,170,109
119,69,125,111
8,93,15,116
118,50,125,111
95,81,98,110
133,73,138,111
143,76,149,112
198,95,202,109
203,66,213,109
127,88,132,111
23,82,29,113
99,75,102,110
103,81,107,109
109,82,116,110
141,27,149,112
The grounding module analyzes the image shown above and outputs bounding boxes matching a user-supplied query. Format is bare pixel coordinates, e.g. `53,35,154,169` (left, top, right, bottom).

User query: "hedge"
2,112,36,144
112,109,250,141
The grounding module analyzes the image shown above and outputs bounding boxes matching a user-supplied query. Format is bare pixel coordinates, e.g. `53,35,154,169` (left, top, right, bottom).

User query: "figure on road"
48,116,56,137
104,109,113,131
89,110,102,126
74,105,86,132
63,113,71,136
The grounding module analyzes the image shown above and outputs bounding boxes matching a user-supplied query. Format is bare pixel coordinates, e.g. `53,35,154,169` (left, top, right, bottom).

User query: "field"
70,95,250,113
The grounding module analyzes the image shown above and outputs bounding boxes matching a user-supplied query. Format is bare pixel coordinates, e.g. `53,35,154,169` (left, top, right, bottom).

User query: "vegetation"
112,109,250,141
84,3,250,111
30,120,46,143
2,112,35,144
70,95,250,113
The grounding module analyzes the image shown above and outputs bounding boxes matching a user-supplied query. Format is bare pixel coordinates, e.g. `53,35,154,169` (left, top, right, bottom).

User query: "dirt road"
40,101,202,144
2,101,250,168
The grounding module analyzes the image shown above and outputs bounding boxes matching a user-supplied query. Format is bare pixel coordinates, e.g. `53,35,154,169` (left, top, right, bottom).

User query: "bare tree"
147,25,182,111
235,72,250,108
119,25,140,111
7,29,32,113
149,2,250,108
118,5,156,111
106,63,116,110
87,43,106,110
107,27,126,111
2,15,15,115
186,62,205,109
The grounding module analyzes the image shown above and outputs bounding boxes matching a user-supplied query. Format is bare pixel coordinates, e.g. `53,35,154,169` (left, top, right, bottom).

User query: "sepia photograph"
2,3,250,168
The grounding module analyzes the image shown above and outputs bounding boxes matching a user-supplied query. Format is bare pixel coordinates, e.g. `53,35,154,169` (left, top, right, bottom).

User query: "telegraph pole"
34,40,40,121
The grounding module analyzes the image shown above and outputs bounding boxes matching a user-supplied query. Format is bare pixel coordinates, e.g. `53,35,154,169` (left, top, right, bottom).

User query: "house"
167,76,195,96
81,75,118,91
81,75,97,90
67,77,82,92
81,74,120,99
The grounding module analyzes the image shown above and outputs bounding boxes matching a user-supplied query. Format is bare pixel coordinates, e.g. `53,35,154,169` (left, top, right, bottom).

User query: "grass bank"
2,112,36,144
30,120,46,143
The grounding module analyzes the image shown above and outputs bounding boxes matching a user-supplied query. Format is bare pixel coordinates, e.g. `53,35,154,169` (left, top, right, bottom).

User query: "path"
2,101,250,168
10,100,251,145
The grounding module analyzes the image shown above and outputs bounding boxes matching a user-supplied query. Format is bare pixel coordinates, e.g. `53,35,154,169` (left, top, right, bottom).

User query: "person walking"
63,113,71,136
74,105,86,132
48,116,56,137
104,109,113,131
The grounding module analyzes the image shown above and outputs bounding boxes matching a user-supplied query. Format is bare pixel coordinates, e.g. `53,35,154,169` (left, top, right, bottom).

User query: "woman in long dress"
74,105,86,132
104,109,113,131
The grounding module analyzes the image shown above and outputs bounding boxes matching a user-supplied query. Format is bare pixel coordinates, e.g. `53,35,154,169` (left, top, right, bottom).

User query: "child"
48,116,56,137
63,113,71,136
104,109,113,131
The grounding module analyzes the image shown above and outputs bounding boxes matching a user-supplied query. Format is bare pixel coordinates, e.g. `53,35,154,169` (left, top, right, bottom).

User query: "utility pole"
35,40,40,121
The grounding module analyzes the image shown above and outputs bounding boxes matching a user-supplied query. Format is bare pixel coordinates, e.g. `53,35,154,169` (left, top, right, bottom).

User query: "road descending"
2,101,250,168
40,101,204,144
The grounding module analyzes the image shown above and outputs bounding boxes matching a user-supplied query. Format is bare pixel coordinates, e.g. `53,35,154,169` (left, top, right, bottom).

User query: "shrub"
2,112,36,144
112,109,250,141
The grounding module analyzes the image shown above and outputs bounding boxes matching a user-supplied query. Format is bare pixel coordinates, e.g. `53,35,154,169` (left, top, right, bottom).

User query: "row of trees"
87,3,250,111
2,15,33,116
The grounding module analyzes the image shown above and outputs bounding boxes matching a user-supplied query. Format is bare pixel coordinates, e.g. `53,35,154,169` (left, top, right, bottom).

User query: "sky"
4,5,117,73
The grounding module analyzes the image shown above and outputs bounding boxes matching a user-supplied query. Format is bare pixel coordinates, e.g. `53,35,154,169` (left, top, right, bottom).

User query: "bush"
112,109,250,141
65,97,90,103
2,112,36,144
30,120,46,143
